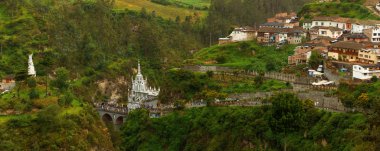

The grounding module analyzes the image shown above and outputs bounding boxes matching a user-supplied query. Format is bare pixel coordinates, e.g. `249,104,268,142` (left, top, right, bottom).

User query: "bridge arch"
102,113,113,124
115,116,124,125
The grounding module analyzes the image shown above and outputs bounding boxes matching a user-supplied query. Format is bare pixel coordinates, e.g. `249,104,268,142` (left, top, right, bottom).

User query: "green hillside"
190,41,295,72
299,2,380,20
115,0,207,20
0,0,203,150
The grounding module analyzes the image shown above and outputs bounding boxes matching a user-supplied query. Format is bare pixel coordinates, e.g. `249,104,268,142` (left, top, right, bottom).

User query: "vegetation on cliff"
121,93,376,151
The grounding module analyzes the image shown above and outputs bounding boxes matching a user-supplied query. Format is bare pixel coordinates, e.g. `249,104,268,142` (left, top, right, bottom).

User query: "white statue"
28,54,36,77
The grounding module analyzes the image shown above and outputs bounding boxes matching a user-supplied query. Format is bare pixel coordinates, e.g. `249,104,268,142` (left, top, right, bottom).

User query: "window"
374,33,377,36
321,31,327,35
316,22,319,26
321,22,324,26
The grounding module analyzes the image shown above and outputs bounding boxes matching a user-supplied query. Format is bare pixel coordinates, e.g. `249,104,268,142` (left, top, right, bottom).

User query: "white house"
351,24,373,33
353,64,380,80
364,27,380,42
218,27,257,45
303,20,312,30
278,32,288,43
306,16,380,33
310,26,343,40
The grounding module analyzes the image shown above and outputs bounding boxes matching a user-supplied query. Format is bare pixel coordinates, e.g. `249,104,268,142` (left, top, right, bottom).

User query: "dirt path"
366,5,380,17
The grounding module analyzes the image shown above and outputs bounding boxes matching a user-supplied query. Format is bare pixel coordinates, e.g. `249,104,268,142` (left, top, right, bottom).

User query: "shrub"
215,55,227,64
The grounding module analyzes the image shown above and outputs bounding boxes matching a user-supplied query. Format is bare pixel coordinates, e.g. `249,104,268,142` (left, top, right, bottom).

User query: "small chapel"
127,61,160,111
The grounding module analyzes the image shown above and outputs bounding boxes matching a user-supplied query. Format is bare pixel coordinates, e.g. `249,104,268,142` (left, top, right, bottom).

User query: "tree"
254,74,264,86
206,71,214,78
308,51,323,69
356,93,370,109
121,109,151,151
27,78,37,88
58,92,74,107
270,92,306,132
371,76,378,83
51,67,69,92
215,55,226,64
29,88,39,99
15,69,28,98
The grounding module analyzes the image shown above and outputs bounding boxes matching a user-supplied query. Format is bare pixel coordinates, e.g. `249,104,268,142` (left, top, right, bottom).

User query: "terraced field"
168,0,210,8
115,0,207,20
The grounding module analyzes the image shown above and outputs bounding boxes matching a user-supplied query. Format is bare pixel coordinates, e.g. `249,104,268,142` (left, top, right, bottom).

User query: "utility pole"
209,32,212,47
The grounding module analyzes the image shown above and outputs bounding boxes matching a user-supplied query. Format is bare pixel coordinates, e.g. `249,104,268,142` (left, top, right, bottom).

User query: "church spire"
137,60,141,75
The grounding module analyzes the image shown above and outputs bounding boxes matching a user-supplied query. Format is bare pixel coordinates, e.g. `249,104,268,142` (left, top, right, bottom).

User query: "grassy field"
115,0,207,20
190,41,295,71
221,79,290,94
0,114,34,125
168,0,210,8
299,2,380,20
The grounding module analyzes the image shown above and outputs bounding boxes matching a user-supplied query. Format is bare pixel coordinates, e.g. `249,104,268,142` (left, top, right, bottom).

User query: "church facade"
127,61,160,111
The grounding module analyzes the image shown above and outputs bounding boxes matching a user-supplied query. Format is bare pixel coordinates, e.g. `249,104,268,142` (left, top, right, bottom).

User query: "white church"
127,61,160,111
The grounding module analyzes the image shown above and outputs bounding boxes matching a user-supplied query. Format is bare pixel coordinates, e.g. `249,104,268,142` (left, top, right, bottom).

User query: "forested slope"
121,93,376,151
0,0,204,150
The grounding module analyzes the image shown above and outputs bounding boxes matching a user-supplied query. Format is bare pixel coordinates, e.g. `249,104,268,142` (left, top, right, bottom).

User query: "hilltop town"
218,10,380,81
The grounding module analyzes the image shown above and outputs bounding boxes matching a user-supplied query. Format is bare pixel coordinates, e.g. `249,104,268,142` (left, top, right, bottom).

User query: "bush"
58,92,74,107
27,78,37,88
29,88,39,99
215,55,227,64
33,97,58,109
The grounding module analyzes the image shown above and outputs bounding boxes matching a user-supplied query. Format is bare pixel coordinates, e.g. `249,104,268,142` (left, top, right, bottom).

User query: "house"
218,26,257,45
328,41,364,62
287,29,306,44
358,49,380,64
305,16,380,33
308,16,348,31
308,36,335,47
0,75,16,92
309,26,343,40
256,27,306,44
267,12,297,23
303,20,312,30
338,33,369,43
353,64,380,80
363,27,380,43
259,22,285,28
257,27,282,43
266,12,299,28
288,46,312,65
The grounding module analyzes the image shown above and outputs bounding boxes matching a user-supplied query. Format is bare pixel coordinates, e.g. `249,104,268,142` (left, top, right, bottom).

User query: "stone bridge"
95,103,128,125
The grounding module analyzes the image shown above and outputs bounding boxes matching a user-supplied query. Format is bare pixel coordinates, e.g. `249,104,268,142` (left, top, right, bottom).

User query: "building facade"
218,27,257,45
353,64,380,80
128,61,160,111
358,49,380,64
327,41,364,62
364,27,380,42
